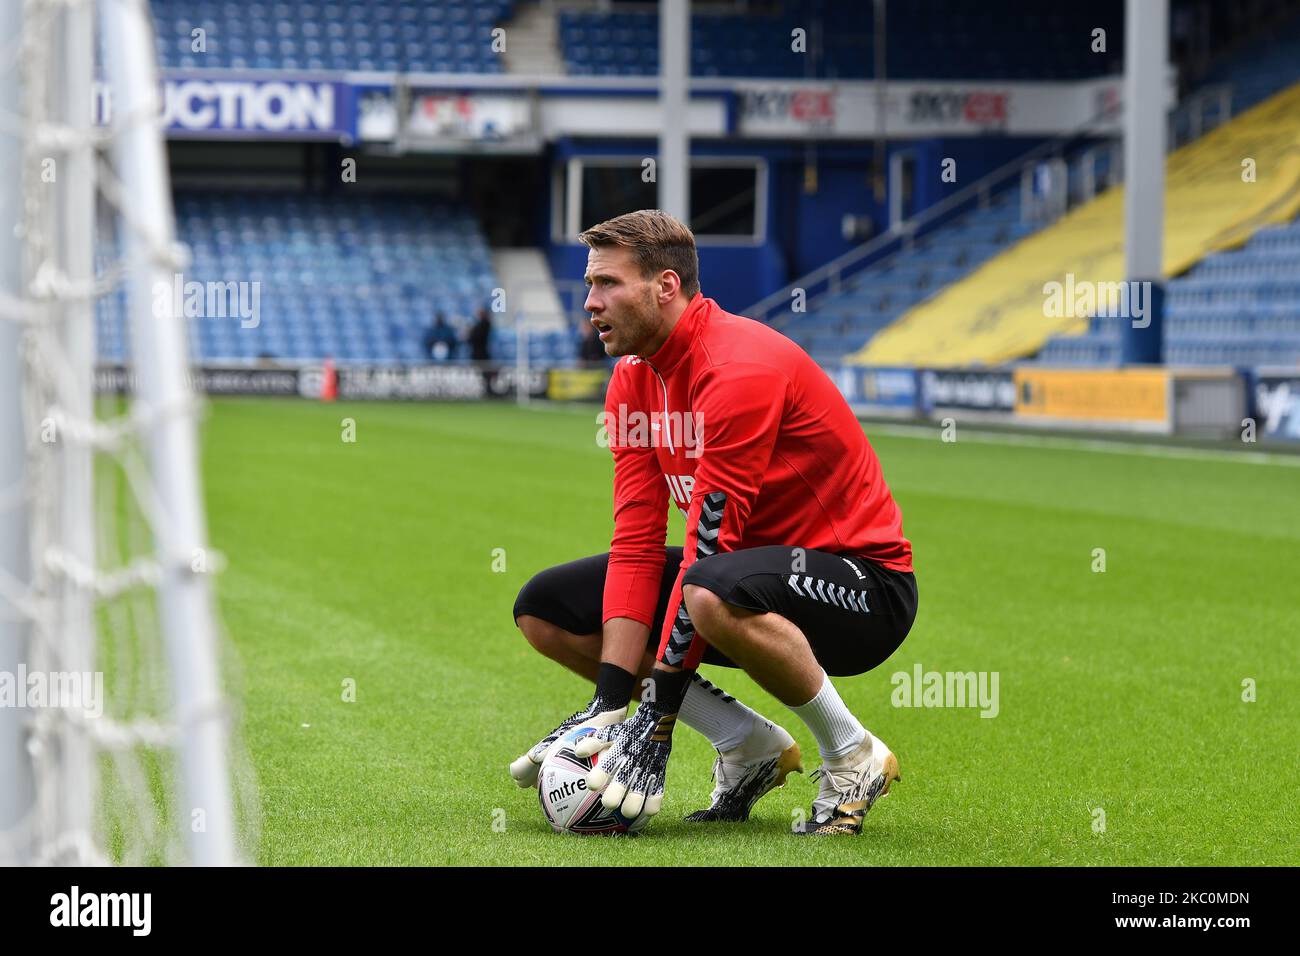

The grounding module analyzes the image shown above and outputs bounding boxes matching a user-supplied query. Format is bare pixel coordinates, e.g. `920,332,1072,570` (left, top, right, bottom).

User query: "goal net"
0,0,257,866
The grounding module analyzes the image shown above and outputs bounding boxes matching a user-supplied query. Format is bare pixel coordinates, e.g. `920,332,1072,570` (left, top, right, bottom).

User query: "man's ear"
658,269,681,303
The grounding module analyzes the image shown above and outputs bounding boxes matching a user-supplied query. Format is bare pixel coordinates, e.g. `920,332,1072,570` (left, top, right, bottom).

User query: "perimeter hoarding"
1014,367,1171,432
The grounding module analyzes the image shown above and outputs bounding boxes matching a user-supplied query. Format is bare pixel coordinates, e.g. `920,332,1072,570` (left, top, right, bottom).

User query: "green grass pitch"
199,398,1300,865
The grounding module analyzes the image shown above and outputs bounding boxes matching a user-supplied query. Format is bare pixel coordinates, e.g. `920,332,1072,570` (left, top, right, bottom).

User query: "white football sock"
678,674,759,753
790,672,867,760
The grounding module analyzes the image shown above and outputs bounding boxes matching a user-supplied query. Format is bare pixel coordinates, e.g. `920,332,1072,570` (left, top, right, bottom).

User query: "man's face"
583,246,662,357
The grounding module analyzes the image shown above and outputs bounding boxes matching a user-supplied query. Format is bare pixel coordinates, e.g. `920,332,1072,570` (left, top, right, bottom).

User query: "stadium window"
565,157,765,243
577,160,657,237
689,162,761,241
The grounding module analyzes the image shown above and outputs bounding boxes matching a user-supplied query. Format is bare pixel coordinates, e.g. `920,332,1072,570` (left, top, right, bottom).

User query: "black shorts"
513,546,917,677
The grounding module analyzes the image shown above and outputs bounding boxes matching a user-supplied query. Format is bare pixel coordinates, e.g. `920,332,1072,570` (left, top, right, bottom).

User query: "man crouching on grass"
509,209,917,835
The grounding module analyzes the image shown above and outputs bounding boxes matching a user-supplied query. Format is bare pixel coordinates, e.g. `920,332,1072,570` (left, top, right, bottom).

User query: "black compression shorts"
513,546,917,677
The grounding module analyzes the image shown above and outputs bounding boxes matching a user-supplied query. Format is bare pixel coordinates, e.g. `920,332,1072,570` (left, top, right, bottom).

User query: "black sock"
643,667,691,712
595,661,636,708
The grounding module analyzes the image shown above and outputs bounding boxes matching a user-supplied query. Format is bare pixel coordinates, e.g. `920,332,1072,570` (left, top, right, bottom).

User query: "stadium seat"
148,0,515,73
96,192,503,365
555,0,1122,79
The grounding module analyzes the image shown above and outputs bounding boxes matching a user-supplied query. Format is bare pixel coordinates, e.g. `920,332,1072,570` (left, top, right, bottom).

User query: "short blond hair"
577,209,700,298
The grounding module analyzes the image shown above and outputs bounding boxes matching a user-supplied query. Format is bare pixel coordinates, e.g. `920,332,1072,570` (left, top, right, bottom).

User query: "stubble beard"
607,287,660,358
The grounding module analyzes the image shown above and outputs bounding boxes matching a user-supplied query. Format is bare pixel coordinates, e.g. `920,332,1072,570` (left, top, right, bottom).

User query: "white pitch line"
862,421,1300,468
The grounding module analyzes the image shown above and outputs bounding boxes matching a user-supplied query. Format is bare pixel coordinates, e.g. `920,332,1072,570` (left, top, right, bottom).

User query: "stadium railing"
747,82,1236,337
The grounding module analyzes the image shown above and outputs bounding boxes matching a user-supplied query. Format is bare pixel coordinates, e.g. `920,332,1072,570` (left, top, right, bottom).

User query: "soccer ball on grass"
538,728,651,835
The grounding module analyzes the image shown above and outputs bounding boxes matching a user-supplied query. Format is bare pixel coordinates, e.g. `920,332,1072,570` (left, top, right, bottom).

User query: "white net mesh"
0,0,258,866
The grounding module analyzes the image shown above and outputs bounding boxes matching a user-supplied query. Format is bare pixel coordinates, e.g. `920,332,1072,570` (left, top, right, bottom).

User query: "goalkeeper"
510,210,916,836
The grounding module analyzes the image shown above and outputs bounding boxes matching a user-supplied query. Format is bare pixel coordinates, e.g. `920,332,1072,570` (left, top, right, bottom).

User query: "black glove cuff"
594,661,636,709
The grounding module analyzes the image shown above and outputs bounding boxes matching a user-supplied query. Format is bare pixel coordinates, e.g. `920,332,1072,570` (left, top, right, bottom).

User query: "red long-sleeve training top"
601,292,912,671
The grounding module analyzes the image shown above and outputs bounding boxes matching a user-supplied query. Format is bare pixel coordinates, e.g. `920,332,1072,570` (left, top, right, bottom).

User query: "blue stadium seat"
95,191,502,366
149,0,516,73
553,0,1123,79
1039,211,1300,366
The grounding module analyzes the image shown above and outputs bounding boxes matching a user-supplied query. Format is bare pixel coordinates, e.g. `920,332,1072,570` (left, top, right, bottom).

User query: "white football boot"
684,717,803,822
799,731,900,835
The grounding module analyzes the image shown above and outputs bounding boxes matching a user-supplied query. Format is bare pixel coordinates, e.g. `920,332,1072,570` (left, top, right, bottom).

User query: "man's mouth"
593,319,613,339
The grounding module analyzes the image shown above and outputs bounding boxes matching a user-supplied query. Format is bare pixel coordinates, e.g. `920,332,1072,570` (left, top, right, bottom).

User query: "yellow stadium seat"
851,82,1300,367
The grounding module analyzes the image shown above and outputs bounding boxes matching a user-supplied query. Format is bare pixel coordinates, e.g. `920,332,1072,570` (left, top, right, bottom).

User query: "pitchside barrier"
1249,368,1300,442
1011,367,1248,437
834,365,1255,439
94,361,1283,441
94,362,557,401
826,366,922,418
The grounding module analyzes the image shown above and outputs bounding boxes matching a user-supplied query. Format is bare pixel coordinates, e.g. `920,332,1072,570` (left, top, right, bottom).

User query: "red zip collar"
638,292,708,379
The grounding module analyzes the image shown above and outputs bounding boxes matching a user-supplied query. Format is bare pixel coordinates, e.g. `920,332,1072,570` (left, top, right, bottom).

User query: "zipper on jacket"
640,357,675,456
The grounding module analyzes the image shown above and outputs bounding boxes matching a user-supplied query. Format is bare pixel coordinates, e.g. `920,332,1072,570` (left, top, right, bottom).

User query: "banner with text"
95,364,548,400
827,365,920,414
159,74,353,139
734,76,1166,138
1014,368,1171,430
921,368,1016,413
1253,370,1300,442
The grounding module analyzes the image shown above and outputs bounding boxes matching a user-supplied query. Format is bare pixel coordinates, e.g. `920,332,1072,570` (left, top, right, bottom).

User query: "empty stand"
1039,218,1300,367
776,189,1033,367
855,79,1300,367
150,0,515,73
97,192,531,365
559,0,1122,79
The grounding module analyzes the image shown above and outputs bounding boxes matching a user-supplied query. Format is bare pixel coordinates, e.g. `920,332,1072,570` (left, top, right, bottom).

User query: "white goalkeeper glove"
508,697,627,788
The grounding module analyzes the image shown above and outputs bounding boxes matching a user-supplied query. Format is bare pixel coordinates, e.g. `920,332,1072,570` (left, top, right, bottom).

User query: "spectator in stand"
422,312,459,361
467,307,493,362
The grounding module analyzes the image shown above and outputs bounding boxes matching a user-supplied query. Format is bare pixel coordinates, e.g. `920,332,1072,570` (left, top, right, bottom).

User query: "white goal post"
0,0,251,866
